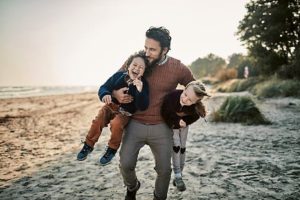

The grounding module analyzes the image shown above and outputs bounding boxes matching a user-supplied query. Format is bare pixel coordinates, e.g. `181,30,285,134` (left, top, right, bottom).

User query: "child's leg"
172,129,181,176
108,114,130,150
85,104,117,147
179,126,189,173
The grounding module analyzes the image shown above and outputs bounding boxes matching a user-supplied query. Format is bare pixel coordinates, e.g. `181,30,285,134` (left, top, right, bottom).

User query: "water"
0,86,98,99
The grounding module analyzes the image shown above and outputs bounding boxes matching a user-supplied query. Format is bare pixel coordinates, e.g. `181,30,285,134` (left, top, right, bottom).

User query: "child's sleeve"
98,72,120,102
134,79,149,111
182,113,200,126
161,93,181,128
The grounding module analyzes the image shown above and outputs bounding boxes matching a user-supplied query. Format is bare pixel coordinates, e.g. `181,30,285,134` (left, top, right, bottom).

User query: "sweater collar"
157,55,169,65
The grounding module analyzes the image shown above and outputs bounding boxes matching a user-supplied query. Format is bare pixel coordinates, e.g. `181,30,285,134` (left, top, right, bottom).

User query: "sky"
0,0,248,86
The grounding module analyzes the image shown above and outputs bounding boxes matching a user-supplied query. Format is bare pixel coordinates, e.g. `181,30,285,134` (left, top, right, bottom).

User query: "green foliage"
189,53,226,79
214,77,263,93
252,77,300,98
227,53,245,69
213,96,270,125
237,56,258,78
237,0,300,77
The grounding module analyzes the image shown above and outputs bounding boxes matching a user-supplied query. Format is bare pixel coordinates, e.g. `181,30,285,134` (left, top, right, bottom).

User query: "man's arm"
112,88,133,104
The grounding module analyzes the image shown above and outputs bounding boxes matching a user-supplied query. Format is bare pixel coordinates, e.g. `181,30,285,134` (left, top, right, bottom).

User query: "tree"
237,0,300,77
189,53,226,78
227,53,246,69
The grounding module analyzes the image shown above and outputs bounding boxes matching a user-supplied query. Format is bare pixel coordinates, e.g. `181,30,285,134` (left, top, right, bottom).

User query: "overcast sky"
0,0,248,86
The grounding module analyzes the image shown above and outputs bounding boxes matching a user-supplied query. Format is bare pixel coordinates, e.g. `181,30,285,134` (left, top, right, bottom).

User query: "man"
112,26,195,200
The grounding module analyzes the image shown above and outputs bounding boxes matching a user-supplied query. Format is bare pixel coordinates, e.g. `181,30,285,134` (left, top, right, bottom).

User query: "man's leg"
148,123,173,200
119,120,146,189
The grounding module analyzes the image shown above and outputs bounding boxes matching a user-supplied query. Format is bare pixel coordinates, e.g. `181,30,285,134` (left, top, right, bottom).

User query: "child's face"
180,85,202,106
128,57,146,80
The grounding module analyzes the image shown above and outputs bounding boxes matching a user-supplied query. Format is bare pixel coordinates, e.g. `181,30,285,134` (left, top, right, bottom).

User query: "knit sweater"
124,57,195,124
161,90,200,129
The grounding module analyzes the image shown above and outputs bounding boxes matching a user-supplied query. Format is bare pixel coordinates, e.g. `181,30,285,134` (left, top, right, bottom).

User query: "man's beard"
147,52,164,68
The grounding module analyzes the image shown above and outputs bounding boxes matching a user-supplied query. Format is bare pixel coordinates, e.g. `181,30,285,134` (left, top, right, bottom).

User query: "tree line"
189,0,299,80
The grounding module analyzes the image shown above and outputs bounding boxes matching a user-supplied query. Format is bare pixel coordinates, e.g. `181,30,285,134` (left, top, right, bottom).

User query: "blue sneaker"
99,146,117,165
77,142,93,161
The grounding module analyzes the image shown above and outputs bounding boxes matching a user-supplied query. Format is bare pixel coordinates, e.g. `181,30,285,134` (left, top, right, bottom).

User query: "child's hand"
133,78,143,92
179,119,186,128
102,95,112,105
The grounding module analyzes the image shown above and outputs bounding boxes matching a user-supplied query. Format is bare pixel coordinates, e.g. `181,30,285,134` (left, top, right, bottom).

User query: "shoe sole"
173,180,186,191
99,159,113,166
77,156,88,161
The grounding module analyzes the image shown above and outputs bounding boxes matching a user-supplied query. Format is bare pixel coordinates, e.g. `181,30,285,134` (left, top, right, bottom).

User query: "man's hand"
112,87,133,104
102,95,112,104
179,119,187,128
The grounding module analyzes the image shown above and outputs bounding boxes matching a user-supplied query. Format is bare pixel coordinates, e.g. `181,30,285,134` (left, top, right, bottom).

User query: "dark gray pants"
119,119,173,200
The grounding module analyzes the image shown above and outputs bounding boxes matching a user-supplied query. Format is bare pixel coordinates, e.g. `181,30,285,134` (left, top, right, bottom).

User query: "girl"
161,80,209,191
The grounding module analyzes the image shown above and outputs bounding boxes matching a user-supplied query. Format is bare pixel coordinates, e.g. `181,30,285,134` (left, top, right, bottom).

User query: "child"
77,51,149,165
161,80,209,191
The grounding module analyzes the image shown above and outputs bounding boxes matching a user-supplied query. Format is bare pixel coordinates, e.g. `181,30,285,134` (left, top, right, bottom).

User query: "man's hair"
146,26,172,53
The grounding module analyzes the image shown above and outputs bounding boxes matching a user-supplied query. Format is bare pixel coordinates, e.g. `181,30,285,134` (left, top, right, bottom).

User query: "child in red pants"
77,51,149,165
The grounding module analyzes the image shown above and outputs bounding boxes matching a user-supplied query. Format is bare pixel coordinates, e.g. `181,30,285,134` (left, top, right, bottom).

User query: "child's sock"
175,172,182,179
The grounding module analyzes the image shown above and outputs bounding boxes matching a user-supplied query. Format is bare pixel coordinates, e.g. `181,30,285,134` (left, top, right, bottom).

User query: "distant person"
161,80,209,192
112,26,195,200
76,51,149,166
244,66,249,79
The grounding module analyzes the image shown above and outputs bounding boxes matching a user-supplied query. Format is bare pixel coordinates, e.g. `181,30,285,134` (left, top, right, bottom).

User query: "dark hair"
146,26,172,53
124,51,151,77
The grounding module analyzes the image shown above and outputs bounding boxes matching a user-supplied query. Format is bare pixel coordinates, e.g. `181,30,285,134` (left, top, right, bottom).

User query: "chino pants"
119,119,173,200
172,126,189,175
85,103,129,149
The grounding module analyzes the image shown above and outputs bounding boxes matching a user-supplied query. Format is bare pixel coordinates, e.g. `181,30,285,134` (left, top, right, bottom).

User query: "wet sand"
0,92,299,199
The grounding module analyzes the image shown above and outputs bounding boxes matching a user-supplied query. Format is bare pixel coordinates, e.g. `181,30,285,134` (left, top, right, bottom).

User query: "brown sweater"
131,57,195,124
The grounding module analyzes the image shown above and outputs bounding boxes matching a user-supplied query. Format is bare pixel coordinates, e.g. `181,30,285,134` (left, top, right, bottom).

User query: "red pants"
85,103,129,150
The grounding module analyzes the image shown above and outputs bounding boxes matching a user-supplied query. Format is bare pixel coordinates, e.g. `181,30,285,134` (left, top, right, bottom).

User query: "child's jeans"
85,103,129,150
172,126,189,175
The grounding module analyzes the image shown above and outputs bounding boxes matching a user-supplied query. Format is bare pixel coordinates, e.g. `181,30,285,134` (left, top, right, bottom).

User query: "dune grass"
252,78,300,98
213,76,300,98
212,96,270,125
213,77,263,93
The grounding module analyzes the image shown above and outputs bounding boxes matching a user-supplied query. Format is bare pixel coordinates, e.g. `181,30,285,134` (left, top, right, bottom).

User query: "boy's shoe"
125,181,140,200
99,146,117,165
77,142,93,161
173,177,186,191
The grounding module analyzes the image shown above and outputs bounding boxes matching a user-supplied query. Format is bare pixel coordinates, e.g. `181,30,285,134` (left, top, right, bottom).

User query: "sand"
0,92,299,200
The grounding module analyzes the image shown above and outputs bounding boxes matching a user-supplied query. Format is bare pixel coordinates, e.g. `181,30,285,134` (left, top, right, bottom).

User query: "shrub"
212,96,270,125
215,68,238,82
252,78,300,98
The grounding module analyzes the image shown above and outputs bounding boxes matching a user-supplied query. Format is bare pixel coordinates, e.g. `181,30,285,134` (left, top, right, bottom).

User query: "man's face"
144,38,165,65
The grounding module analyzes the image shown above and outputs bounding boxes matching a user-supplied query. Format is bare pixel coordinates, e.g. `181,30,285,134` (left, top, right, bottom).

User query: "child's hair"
124,51,148,71
185,80,210,118
123,50,150,77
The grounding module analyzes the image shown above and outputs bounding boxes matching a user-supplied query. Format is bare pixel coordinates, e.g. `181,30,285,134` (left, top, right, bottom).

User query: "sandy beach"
0,92,299,200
